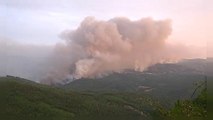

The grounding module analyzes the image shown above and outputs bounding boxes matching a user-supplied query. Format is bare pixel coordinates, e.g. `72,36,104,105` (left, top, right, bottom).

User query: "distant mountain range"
0,58,209,120
61,58,209,103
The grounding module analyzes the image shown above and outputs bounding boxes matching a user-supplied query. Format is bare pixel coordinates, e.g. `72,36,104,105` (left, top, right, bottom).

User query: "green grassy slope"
0,76,164,120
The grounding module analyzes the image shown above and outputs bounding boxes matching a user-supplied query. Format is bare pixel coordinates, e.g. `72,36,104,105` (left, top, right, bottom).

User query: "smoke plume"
41,17,175,84
0,17,206,84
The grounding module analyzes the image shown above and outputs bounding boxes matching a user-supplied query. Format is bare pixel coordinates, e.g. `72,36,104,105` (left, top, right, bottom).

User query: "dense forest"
0,76,207,120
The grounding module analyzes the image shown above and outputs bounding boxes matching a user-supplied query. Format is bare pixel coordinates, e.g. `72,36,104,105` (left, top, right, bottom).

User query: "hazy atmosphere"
0,0,211,120
0,0,211,82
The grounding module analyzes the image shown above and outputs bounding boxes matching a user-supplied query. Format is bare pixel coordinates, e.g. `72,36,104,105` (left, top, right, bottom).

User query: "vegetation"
167,90,206,120
0,76,163,120
63,72,204,105
0,76,207,120
159,80,207,120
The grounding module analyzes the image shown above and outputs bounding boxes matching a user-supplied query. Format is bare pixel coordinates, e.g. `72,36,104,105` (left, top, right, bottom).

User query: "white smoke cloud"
41,17,174,84
0,17,206,84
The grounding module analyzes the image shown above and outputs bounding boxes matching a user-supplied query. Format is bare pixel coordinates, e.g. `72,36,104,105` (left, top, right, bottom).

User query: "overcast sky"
0,0,212,48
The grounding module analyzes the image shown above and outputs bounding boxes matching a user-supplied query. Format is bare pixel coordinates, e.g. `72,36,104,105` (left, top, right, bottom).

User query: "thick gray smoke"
41,17,175,84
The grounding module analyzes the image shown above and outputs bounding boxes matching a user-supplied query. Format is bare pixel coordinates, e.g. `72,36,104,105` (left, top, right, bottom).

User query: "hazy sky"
0,0,212,80
0,0,212,48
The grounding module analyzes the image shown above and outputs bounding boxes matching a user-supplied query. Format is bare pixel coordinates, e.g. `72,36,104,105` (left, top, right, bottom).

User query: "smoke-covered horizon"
0,17,206,84
40,17,206,84
0,38,54,82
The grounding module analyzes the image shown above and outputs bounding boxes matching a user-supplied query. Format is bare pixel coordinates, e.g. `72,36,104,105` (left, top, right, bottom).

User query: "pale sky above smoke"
0,0,212,49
